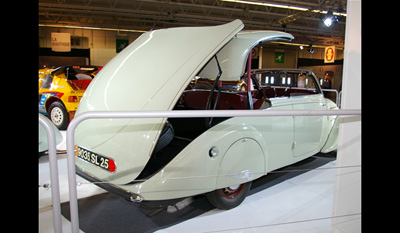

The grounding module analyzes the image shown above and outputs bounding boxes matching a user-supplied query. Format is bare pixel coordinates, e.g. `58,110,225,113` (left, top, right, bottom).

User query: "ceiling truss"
39,0,347,48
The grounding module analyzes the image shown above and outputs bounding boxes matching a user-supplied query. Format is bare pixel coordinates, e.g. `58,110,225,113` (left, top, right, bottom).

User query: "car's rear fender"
124,119,267,201
45,96,62,111
215,136,265,189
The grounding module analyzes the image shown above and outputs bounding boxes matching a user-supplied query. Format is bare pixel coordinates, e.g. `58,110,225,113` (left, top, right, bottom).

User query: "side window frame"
291,72,322,96
40,74,53,89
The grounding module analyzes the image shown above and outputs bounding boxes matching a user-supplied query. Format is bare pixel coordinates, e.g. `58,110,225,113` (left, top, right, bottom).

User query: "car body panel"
75,19,244,184
291,94,326,157
126,115,290,200
118,106,301,200
74,20,339,202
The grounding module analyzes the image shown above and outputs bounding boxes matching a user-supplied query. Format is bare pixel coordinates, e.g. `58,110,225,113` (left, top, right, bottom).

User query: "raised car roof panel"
198,31,294,81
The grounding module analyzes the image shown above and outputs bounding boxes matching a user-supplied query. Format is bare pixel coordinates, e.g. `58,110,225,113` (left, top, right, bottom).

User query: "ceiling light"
220,0,308,11
323,17,333,27
221,0,347,17
312,10,347,17
307,45,314,54
38,24,147,33
320,11,339,27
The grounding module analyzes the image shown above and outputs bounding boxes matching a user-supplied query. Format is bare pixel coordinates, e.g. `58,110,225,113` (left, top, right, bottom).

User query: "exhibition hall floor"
39,131,339,233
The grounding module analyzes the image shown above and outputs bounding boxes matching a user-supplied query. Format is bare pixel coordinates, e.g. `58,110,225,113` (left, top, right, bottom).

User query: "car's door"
290,73,325,157
263,96,295,170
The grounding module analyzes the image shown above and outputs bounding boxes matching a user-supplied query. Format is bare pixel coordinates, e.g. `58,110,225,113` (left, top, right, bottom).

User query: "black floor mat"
61,152,336,233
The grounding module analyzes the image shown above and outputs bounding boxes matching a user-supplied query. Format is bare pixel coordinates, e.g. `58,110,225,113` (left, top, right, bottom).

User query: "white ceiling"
39,0,347,48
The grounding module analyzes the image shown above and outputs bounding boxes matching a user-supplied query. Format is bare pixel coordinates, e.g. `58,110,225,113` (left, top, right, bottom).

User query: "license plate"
75,146,116,173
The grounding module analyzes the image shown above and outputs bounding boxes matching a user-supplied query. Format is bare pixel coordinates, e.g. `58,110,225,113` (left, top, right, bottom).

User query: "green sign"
116,39,129,53
275,52,284,63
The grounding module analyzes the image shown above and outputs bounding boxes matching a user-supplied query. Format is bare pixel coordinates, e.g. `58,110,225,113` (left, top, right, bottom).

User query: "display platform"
60,152,336,233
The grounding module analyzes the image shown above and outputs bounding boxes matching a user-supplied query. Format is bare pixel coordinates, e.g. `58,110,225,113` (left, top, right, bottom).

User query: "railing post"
39,114,63,233
66,116,83,233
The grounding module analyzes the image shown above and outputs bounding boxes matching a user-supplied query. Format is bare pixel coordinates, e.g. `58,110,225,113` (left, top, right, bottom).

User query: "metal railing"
321,89,341,108
41,109,361,233
39,114,63,233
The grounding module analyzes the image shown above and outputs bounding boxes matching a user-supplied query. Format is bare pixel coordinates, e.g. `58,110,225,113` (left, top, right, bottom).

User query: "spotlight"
320,10,339,27
324,17,333,27
307,45,314,54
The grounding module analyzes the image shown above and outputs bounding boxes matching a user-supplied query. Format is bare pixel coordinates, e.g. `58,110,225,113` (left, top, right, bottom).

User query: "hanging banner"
324,46,335,63
51,33,71,52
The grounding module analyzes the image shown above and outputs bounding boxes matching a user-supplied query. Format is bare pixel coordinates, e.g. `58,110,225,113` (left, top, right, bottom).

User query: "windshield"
40,74,53,89
256,69,321,93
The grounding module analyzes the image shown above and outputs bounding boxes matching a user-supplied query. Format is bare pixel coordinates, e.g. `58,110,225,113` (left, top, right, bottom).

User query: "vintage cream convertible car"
74,20,339,209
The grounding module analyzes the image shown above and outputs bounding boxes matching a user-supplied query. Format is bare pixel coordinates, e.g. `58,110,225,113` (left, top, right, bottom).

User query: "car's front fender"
320,115,339,153
320,98,339,153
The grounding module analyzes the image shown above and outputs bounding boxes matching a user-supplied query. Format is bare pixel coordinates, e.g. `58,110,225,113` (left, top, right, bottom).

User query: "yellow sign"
324,46,335,63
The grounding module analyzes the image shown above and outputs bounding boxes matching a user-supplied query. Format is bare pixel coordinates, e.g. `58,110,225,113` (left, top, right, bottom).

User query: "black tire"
48,101,69,130
206,181,252,210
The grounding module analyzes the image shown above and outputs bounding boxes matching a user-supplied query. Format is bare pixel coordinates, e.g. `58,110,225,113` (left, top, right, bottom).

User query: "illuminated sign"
324,46,335,63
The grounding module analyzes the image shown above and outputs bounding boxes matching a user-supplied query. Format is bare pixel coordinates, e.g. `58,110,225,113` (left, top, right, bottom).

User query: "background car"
38,65,102,129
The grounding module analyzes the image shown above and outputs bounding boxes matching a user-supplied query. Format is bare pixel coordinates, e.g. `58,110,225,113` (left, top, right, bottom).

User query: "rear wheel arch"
44,96,63,112
206,136,265,210
216,137,265,189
